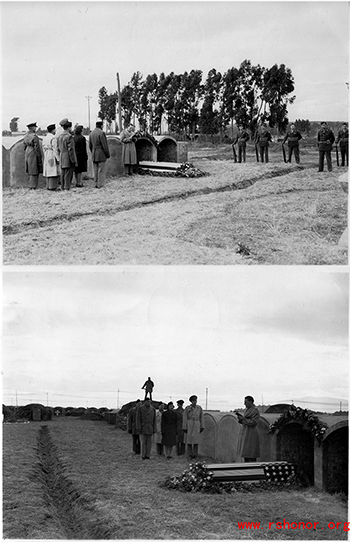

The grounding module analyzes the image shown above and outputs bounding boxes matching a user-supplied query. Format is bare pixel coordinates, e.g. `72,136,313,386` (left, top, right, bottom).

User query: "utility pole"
205,388,208,410
340,401,342,412
15,390,18,407
116,73,122,134
117,388,120,409
85,95,92,130
46,393,49,407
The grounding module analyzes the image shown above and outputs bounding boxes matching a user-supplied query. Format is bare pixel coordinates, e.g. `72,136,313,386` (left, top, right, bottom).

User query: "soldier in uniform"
23,122,43,189
335,122,349,167
317,121,335,172
232,125,250,163
57,118,77,190
282,124,302,164
255,124,272,163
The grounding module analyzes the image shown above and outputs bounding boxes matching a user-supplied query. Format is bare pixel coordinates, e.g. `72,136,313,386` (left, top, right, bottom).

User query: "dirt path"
34,425,114,539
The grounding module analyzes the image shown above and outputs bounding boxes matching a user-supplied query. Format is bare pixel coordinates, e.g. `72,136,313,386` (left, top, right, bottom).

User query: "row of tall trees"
98,60,295,138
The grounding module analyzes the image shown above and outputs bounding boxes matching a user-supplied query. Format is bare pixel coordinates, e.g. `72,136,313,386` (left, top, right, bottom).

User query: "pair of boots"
187,444,198,459
176,443,185,456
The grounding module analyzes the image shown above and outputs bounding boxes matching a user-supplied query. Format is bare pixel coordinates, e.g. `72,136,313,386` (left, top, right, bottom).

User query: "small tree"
9,117,19,132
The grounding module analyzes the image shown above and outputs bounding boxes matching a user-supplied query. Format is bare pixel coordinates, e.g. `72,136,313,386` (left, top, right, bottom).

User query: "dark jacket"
24,132,42,174
74,134,88,172
58,131,77,168
136,404,156,435
233,130,250,147
317,127,335,151
283,130,302,147
89,128,110,162
161,409,177,447
256,129,272,147
127,406,139,435
336,128,349,147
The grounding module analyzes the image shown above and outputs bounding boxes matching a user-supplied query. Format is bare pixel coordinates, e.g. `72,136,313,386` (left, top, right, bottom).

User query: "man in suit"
136,398,157,459
317,121,335,172
57,118,77,190
89,121,110,188
336,122,349,167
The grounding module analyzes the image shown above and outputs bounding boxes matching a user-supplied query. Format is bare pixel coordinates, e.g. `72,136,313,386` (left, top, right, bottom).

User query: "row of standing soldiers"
232,122,349,170
127,395,204,460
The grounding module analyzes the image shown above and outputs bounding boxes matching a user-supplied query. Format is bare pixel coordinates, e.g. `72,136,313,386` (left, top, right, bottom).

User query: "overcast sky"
2,267,348,411
1,1,348,131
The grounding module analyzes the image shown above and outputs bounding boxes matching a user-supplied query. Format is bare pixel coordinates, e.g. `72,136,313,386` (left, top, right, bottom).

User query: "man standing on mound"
235,395,260,462
317,121,335,172
89,120,110,188
183,395,204,459
136,398,156,460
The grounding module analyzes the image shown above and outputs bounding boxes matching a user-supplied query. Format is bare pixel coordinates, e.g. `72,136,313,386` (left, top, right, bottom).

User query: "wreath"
269,404,328,443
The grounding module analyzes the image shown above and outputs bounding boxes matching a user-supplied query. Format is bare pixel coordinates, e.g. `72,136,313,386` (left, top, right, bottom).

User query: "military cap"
47,124,56,131
177,399,184,405
59,117,69,126
96,120,103,127
189,395,197,402
26,122,37,128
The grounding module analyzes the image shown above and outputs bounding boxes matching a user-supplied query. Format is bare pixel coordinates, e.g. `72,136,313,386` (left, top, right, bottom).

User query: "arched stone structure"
276,421,314,484
216,413,241,462
2,136,45,188
314,418,348,494
105,136,124,178
198,412,218,459
135,137,157,162
155,136,177,163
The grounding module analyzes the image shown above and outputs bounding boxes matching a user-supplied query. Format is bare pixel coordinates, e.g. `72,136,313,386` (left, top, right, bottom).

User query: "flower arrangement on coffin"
138,162,207,178
269,404,328,443
160,461,302,494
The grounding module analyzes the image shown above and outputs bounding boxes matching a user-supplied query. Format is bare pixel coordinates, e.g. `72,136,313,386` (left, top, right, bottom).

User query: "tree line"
98,60,296,138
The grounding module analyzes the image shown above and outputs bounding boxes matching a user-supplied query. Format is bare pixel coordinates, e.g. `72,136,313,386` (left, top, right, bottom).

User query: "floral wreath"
269,404,328,443
133,130,158,147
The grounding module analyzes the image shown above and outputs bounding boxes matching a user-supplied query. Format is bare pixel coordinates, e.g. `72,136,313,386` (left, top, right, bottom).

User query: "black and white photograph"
1,1,348,265
1,0,349,540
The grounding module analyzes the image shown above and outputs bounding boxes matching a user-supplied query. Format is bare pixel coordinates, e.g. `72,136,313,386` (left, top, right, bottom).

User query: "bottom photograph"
2,266,349,540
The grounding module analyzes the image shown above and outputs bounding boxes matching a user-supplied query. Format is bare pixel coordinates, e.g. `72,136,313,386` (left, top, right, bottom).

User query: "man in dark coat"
255,124,272,163
336,122,349,167
57,118,77,191
136,398,157,459
282,124,302,164
235,396,260,462
141,377,154,400
127,399,141,455
89,121,110,188
317,121,335,172
24,122,43,189
232,125,250,163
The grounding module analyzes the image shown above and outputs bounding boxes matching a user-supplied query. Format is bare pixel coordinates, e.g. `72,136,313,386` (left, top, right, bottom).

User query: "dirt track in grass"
2,146,348,265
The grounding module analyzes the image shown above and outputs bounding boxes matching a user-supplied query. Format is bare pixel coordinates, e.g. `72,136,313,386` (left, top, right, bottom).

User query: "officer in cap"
335,122,349,167
24,122,42,189
317,121,335,172
175,400,185,455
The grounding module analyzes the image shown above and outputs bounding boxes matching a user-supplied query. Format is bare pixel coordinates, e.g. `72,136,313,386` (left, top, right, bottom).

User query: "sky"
1,1,349,132
2,267,348,412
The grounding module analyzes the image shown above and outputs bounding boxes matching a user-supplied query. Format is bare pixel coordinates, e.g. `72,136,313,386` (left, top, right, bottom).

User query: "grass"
3,417,348,539
2,144,347,265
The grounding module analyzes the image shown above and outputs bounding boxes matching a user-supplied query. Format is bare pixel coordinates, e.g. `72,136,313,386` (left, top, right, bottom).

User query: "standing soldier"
89,120,110,188
233,125,250,163
335,122,349,167
317,121,335,172
57,118,77,191
141,377,154,400
127,399,141,455
255,124,272,163
282,123,302,164
235,395,260,462
136,398,157,460
183,395,205,460
23,122,43,189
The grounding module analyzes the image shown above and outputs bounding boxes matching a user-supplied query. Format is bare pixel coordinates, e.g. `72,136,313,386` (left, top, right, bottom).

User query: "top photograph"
2,1,348,266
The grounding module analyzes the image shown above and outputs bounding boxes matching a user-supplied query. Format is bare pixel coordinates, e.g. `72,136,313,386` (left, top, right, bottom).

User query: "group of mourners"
23,119,139,191
127,384,261,464
232,121,348,171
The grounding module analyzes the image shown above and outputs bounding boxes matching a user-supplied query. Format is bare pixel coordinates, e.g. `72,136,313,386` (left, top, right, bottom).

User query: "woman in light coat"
42,124,60,190
183,395,204,459
120,123,137,175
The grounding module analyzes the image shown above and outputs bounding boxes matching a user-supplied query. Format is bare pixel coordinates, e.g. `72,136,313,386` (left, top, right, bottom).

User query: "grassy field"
3,417,348,539
2,144,347,265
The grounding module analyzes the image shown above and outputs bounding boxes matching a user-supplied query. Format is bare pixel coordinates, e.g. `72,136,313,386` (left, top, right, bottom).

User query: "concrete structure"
2,134,188,188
